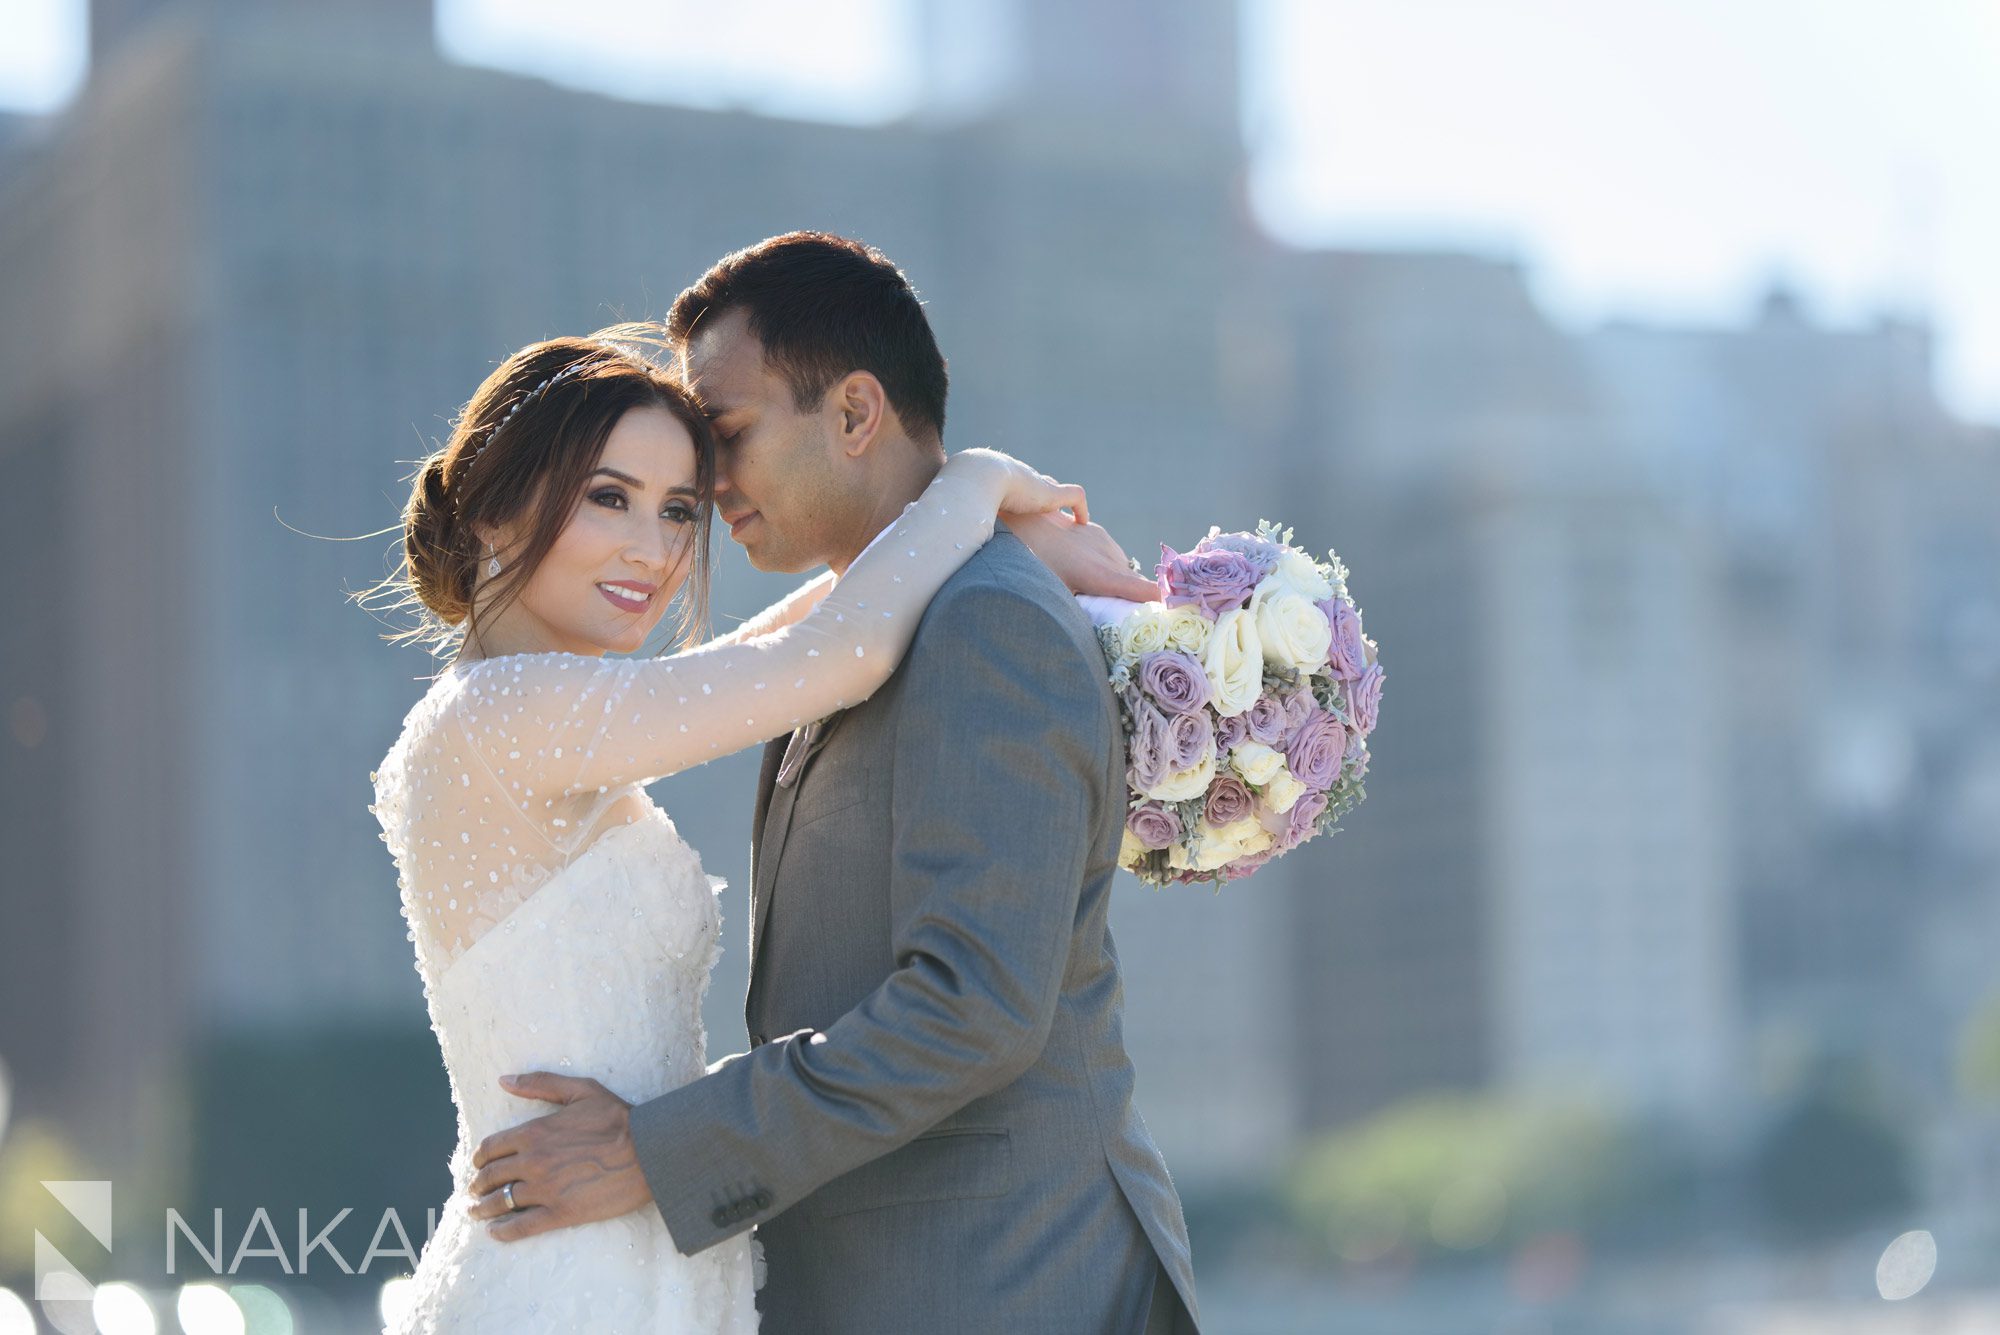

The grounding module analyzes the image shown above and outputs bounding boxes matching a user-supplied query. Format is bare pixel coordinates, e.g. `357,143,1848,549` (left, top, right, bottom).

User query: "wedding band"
502,1182,518,1212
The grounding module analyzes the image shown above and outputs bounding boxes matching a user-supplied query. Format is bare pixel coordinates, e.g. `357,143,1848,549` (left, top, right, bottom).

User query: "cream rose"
1202,607,1264,717
1119,826,1151,868
1251,581,1334,672
1146,749,1217,804
1234,820,1277,859
1261,765,1309,814
1230,740,1286,786
1163,605,1212,656
1120,604,1170,658
1190,833,1238,872
1192,816,1276,870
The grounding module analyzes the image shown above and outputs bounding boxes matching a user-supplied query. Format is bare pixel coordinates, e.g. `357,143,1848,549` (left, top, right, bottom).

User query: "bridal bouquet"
1082,521,1381,887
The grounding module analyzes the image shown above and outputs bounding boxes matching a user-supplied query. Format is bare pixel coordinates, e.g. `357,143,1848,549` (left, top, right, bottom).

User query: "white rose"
1230,741,1285,787
1163,605,1212,656
1202,607,1264,717
1262,765,1308,814
1271,547,1334,603
1251,582,1333,672
1121,605,1170,658
1146,749,1217,804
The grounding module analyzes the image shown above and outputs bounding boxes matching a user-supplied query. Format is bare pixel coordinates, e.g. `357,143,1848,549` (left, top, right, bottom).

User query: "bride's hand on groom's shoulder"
463,1072,655,1241
950,447,1090,524
1006,511,1161,603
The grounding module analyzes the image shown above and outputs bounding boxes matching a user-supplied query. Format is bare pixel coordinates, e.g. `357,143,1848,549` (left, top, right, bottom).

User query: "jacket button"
751,1189,772,1210
711,1206,731,1228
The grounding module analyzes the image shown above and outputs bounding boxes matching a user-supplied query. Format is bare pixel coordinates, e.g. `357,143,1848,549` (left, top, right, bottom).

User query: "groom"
467,231,1200,1332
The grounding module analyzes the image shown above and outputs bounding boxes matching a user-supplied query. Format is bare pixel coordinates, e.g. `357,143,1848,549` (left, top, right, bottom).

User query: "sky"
2,0,1996,423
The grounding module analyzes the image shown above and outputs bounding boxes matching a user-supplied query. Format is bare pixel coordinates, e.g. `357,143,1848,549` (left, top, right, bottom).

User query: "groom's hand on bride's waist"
464,1072,656,1241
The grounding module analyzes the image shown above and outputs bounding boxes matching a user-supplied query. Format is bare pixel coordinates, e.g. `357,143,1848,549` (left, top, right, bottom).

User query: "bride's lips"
597,580,654,613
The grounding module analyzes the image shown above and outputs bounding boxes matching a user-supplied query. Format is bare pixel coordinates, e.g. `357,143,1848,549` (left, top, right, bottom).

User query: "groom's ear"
830,370,889,459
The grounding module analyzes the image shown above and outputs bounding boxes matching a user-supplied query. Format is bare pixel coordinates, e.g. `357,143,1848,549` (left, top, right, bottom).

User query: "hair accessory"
453,357,597,502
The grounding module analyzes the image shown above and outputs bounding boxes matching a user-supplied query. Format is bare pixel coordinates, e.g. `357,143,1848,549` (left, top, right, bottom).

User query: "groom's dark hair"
668,231,949,446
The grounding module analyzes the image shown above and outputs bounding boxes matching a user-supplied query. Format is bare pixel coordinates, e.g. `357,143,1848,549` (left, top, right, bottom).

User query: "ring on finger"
502,1181,519,1212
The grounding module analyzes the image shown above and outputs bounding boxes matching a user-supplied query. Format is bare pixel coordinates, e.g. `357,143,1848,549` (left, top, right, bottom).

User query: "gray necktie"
775,711,843,788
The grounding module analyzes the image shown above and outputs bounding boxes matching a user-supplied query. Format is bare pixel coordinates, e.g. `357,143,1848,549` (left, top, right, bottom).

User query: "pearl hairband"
452,358,596,501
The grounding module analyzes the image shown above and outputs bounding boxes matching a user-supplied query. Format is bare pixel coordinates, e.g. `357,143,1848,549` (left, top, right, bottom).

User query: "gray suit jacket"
630,531,1200,1332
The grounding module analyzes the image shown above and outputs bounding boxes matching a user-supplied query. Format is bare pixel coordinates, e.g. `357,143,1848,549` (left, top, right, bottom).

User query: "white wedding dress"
367,470,997,1333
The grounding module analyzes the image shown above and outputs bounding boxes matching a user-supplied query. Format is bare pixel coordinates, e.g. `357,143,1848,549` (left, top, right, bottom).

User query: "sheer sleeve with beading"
377,462,1003,969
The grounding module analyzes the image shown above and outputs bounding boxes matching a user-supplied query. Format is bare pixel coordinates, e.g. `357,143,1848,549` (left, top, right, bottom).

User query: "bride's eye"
590,488,628,510
662,502,696,524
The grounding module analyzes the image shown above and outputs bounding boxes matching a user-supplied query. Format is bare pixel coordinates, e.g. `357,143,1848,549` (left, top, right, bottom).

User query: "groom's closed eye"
704,407,744,443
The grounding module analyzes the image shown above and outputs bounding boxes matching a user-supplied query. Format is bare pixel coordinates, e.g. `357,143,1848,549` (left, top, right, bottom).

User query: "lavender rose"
1138,650,1212,716
1349,662,1384,734
1282,788,1329,849
1157,543,1262,619
1126,696,1174,793
1167,710,1214,772
1245,694,1289,746
1280,685,1317,733
1215,711,1250,754
1203,775,1255,827
1285,708,1347,790
1324,598,1368,681
1195,529,1284,582
1126,801,1183,851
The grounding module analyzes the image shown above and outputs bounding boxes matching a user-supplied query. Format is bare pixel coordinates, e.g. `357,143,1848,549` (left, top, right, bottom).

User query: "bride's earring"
487,543,502,577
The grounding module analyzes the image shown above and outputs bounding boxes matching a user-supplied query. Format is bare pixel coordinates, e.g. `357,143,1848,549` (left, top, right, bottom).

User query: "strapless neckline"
430,805,688,990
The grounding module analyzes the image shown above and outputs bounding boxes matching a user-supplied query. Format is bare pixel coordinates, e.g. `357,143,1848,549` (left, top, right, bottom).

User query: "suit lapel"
751,735,785,853
749,712,846,972
748,735,788,972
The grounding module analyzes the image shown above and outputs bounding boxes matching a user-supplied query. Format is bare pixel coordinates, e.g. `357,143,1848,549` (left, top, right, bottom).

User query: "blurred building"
1588,296,2000,1105
1268,251,1738,1127
1272,256,2000,1139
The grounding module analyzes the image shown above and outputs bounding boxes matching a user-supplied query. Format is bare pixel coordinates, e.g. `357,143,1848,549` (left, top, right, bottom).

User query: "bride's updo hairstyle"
373,323,717,658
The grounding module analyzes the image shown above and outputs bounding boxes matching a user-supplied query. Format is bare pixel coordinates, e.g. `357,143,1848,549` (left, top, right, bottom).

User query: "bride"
366,327,1144,1331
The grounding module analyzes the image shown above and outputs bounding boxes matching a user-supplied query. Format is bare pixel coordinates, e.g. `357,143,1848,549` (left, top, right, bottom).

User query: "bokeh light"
377,1276,417,1330
0,1288,34,1335
224,1285,294,1335
174,1283,244,1335
1876,1228,1938,1301
90,1282,157,1335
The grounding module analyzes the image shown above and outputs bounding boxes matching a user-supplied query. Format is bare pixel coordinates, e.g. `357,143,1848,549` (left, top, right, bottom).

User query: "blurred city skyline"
3,0,1996,424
